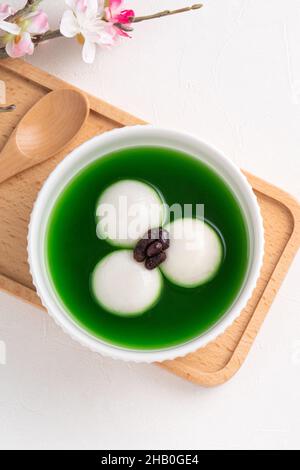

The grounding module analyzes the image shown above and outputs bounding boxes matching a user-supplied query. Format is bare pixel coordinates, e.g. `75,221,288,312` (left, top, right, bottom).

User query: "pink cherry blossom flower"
0,3,20,35
105,0,134,37
5,31,34,57
23,10,50,35
3,9,49,58
60,0,116,64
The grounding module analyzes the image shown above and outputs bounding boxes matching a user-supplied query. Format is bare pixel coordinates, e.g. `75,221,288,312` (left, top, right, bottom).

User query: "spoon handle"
0,131,30,184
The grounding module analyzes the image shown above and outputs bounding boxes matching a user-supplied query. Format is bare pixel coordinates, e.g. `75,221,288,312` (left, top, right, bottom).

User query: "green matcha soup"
46,146,249,350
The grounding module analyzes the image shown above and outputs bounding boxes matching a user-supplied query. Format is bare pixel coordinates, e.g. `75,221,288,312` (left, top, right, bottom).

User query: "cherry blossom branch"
33,4,204,44
0,3,203,60
0,48,8,58
0,104,16,112
132,4,203,23
7,0,43,22
32,29,62,44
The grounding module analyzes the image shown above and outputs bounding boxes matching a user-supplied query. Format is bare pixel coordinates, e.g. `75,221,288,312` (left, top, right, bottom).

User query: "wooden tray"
1,59,299,387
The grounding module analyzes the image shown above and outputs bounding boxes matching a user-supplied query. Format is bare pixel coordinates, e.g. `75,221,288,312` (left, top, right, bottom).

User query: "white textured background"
1,0,300,450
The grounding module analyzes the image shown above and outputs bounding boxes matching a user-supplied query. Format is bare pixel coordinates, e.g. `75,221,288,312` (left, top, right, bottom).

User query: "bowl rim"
28,125,265,363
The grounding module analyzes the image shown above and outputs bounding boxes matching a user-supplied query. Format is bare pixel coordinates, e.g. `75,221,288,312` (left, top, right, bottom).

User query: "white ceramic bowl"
28,126,264,363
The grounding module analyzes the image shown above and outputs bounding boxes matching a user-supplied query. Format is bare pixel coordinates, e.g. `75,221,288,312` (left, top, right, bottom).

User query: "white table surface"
1,0,300,450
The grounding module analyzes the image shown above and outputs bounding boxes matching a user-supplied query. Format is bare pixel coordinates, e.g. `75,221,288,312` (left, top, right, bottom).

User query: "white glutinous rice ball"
161,218,223,288
96,180,165,247
92,250,163,316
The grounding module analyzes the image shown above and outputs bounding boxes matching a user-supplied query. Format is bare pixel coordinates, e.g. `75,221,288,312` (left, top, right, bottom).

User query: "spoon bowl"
0,88,89,184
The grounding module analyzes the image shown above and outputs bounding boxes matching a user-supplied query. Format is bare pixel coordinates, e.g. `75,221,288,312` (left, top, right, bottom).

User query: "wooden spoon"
0,88,89,184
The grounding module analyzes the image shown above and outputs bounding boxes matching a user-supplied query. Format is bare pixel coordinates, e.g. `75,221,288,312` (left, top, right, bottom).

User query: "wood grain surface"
0,59,299,387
